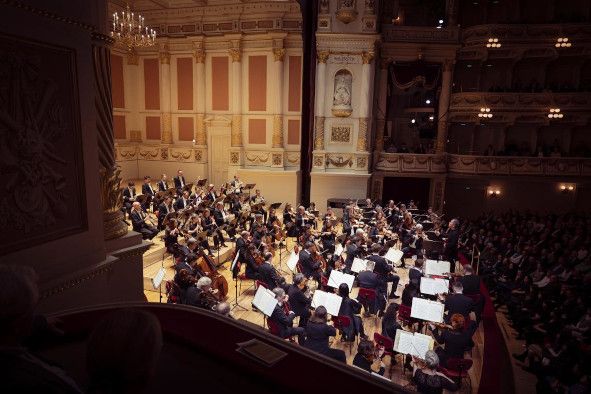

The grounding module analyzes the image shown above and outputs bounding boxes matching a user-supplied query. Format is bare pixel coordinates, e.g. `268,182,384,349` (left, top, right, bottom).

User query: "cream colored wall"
236,169,301,207
310,172,370,212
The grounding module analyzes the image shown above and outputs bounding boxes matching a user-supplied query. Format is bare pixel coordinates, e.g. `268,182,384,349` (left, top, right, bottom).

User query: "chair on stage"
439,358,473,390
397,304,416,329
357,288,378,323
373,332,398,376
331,315,355,353
267,315,296,342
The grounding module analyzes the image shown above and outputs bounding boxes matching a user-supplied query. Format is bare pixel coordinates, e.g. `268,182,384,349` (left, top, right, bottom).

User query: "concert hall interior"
2,0,591,393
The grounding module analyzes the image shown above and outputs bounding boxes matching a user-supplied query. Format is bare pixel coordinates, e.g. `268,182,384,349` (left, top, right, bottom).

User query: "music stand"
243,183,256,199
197,178,207,187
270,202,282,210
423,240,444,260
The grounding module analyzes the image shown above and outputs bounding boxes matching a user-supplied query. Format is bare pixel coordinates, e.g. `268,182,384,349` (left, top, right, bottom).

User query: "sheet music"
351,257,369,273
311,290,343,316
286,251,299,271
420,277,450,295
252,286,278,317
384,248,403,264
410,297,445,323
151,267,166,289
393,329,434,359
231,250,240,271
424,260,451,276
334,243,344,257
327,270,355,290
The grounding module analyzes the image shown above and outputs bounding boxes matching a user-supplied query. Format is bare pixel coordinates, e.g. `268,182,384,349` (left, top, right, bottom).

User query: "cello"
195,249,229,300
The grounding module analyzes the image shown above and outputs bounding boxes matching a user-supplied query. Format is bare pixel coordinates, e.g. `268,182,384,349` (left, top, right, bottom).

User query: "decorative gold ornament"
314,116,325,150
273,115,284,148
194,50,205,63
161,113,172,143
330,125,352,142
357,118,368,151
159,51,170,65
361,51,375,64
231,115,242,146
229,48,242,63
195,114,206,145
331,108,353,117
317,50,330,64
99,166,128,240
126,49,139,65
273,48,286,62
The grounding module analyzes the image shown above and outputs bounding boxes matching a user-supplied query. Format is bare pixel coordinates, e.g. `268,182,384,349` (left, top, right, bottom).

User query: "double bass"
195,250,228,300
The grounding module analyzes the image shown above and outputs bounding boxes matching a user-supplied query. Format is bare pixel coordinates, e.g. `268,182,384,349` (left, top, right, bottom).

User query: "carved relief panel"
0,34,87,255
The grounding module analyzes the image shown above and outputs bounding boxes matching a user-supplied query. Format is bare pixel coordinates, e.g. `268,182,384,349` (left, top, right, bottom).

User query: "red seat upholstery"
440,358,473,389
397,304,415,327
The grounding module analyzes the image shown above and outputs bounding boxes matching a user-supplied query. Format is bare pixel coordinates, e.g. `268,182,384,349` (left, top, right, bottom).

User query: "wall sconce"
486,38,501,48
548,108,563,119
487,187,501,198
559,184,576,194
555,38,572,48
478,107,493,118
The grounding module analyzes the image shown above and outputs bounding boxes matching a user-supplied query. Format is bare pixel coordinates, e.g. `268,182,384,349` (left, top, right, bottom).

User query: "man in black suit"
408,259,424,287
357,264,384,315
268,288,305,343
205,184,217,202
174,190,191,211
258,252,282,289
173,170,186,195
158,174,169,192
294,205,307,236
367,243,400,300
460,265,483,321
288,273,312,327
443,281,474,323
130,202,158,240
443,219,460,272
344,237,362,273
298,242,321,283
122,181,136,214
141,176,156,211
233,231,250,278
212,202,229,246
157,196,174,230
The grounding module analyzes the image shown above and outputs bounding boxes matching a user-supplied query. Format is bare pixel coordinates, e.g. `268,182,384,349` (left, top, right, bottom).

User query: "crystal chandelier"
111,4,156,50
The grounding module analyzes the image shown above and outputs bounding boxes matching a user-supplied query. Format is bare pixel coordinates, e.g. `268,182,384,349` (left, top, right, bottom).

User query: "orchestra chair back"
267,317,295,342
373,332,397,375
358,288,378,322
397,304,415,328
331,315,355,353
440,357,473,390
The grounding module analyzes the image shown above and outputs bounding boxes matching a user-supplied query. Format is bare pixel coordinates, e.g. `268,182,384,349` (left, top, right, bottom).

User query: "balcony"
382,25,459,44
448,92,591,124
375,152,591,177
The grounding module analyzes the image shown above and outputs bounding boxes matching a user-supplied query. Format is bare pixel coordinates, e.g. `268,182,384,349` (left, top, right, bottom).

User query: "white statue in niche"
332,69,353,117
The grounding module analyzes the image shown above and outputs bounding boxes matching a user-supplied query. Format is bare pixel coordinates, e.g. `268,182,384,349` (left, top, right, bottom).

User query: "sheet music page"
286,251,299,271
151,267,166,289
327,270,355,290
312,290,343,316
334,243,344,257
351,257,368,273
231,250,240,271
412,333,434,359
410,297,444,323
420,277,450,295
424,260,451,276
252,286,278,317
393,329,415,355
384,248,403,264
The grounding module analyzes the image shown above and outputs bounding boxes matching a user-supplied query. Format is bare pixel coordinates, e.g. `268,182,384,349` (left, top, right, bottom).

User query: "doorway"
206,117,231,187
382,176,430,209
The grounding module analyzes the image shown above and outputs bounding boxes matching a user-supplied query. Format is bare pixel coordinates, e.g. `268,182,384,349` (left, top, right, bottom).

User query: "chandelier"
111,4,156,50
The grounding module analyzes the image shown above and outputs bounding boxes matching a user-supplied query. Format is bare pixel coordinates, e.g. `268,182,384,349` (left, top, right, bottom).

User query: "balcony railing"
375,152,591,176
382,25,459,43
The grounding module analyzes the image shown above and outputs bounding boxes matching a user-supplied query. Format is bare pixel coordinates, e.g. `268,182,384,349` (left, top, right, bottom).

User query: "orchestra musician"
157,196,174,230
230,174,243,194
257,252,282,289
202,209,223,250
356,261,383,316
163,219,180,254
442,281,475,324
320,221,336,254
429,313,475,367
295,206,309,236
411,351,459,393
194,276,219,311
141,176,156,211
303,306,346,363
337,283,367,341
233,231,250,278
173,170,186,195
344,236,363,273
213,201,235,242
122,181,137,214
174,190,191,211
288,273,312,327
298,242,322,283
250,189,267,222
367,243,400,302
130,202,158,240
283,203,297,237
158,173,169,192
205,184,217,202
352,339,385,375
269,288,305,344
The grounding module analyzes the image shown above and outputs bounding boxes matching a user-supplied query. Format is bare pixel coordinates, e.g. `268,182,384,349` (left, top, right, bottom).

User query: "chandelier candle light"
111,5,156,49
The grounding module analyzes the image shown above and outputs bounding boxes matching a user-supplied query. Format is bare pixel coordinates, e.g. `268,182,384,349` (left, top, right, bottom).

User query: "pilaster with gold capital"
314,116,325,150
193,49,205,64
357,118,369,152
231,115,242,147
273,48,286,62
317,50,329,64
195,114,206,146
272,115,284,148
361,51,375,64
161,113,172,144
228,48,242,63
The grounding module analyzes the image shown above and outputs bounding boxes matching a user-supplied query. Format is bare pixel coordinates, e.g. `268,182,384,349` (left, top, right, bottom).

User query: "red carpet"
458,253,515,394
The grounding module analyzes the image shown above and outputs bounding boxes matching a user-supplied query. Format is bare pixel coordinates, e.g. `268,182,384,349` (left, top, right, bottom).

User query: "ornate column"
92,32,127,240
436,59,454,153
194,49,206,146
272,48,286,148
126,49,142,142
229,46,242,147
375,58,389,153
357,51,374,152
314,50,329,151
160,50,172,144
